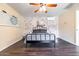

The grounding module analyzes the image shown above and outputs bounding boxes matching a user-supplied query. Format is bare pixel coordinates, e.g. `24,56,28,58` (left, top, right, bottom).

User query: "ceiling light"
30,3,57,13
39,6,46,12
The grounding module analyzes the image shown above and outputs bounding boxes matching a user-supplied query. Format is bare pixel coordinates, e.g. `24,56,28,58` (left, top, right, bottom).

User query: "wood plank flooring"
0,39,79,56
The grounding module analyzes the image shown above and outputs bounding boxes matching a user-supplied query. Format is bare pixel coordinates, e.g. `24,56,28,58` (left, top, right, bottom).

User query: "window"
47,17,56,20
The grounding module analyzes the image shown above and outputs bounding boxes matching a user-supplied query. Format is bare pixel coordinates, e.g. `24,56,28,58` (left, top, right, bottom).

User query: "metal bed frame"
24,33,56,48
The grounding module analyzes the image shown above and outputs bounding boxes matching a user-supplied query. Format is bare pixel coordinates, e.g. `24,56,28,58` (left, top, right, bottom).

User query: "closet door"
76,10,79,46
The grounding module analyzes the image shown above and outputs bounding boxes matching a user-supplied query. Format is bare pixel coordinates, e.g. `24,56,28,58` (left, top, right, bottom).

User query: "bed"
24,23,56,47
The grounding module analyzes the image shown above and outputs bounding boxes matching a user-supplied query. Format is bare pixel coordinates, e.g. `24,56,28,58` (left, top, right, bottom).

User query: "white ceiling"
8,3,71,17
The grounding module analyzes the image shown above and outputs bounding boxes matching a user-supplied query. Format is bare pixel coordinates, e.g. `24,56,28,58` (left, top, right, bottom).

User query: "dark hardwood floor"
0,39,79,56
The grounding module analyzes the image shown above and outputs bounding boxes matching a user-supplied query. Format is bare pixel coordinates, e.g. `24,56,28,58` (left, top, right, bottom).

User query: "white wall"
24,17,59,37
58,4,79,45
0,4,25,51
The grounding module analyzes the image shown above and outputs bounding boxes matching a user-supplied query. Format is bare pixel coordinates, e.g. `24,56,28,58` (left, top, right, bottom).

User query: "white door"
76,10,79,46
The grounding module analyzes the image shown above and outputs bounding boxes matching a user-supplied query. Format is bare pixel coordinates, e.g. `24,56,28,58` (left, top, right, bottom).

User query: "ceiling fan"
29,3,57,13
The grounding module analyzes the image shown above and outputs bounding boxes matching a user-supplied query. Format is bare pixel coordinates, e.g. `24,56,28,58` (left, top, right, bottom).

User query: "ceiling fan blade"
30,3,40,6
34,9,39,13
45,10,47,13
46,4,57,7
34,9,47,13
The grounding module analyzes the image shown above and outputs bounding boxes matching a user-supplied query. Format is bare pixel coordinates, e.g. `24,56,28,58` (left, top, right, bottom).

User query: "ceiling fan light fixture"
39,6,46,12
30,3,57,13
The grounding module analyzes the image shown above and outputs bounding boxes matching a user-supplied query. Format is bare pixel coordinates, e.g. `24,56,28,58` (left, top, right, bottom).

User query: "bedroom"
0,3,79,56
